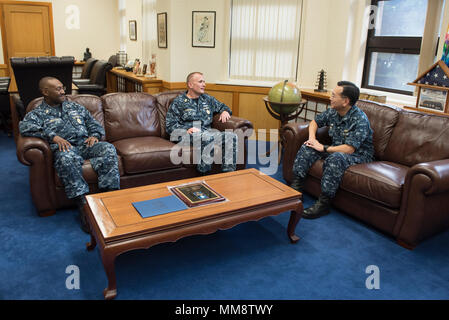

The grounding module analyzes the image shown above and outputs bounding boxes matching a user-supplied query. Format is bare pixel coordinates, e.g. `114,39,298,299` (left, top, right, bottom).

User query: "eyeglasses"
55,86,66,92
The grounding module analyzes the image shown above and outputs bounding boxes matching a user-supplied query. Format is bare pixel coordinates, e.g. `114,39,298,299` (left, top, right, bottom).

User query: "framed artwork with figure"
192,11,216,48
157,12,167,48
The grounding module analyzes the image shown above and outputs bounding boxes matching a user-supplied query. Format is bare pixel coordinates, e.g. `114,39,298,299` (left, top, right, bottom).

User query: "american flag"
417,63,449,87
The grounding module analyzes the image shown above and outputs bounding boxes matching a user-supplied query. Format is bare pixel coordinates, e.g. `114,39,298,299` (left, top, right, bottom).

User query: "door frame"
0,0,55,76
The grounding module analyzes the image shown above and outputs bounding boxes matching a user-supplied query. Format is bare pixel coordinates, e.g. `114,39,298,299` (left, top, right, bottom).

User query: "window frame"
361,0,423,95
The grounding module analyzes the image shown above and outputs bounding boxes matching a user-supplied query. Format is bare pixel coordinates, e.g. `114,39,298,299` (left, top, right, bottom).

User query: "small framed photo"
192,11,216,48
157,12,167,48
129,20,137,41
417,87,449,113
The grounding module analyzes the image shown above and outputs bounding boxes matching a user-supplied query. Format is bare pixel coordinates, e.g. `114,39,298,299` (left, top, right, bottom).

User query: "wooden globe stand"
263,97,307,162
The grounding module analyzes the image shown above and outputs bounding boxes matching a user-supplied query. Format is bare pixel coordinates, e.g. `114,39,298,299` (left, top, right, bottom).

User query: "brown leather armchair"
281,100,449,249
16,91,254,216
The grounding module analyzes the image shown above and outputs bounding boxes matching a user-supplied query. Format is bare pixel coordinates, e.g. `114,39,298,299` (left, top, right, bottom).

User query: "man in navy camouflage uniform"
19,77,120,232
291,81,374,219
166,72,237,174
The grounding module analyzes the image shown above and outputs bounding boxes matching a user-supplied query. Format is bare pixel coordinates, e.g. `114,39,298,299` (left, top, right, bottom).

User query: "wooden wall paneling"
0,64,8,76
238,92,280,141
205,90,233,111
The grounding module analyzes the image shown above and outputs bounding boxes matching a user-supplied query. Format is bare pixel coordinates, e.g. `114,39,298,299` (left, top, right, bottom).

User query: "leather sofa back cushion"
103,92,160,142
383,110,449,166
155,90,184,139
26,95,104,127
69,95,104,127
356,100,400,160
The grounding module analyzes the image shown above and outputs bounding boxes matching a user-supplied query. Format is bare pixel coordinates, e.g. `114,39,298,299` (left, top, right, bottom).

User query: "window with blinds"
229,0,303,82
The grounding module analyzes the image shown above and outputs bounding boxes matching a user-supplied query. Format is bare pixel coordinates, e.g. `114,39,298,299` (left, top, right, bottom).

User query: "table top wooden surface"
109,67,162,84
86,168,300,242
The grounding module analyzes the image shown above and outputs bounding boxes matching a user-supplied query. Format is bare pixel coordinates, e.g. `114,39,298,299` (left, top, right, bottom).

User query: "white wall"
0,0,120,63
124,0,143,62
149,0,227,83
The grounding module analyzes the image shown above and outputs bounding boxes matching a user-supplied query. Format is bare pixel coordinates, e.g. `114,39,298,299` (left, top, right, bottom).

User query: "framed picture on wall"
192,11,216,48
129,20,137,41
157,12,167,48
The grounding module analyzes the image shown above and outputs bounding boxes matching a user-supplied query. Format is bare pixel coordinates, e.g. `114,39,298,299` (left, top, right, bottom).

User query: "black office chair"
0,77,11,135
108,55,118,67
75,60,112,96
10,56,74,121
73,58,98,86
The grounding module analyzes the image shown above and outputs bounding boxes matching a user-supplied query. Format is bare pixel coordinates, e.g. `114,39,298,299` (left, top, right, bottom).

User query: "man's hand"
187,127,201,134
53,136,72,152
218,111,231,123
84,136,99,147
304,138,324,152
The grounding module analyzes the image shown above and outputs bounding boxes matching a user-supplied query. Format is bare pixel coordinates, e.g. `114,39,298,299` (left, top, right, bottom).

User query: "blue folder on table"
132,195,188,218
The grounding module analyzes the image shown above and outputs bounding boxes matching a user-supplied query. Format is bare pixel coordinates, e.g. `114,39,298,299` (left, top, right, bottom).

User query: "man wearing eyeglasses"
19,77,120,233
290,81,374,219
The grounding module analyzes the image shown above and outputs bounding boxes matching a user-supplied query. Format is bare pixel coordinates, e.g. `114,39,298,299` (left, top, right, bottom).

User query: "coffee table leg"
86,233,97,251
287,202,303,243
101,249,118,300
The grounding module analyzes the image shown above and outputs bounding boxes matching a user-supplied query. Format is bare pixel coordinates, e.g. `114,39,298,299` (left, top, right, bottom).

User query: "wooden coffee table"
85,168,303,299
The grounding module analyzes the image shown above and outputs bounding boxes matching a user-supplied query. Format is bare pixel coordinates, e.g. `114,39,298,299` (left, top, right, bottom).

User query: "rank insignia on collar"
77,118,82,124
45,109,49,114
206,110,210,114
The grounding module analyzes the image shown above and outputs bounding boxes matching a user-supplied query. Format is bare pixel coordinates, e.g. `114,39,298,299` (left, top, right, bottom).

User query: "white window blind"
229,0,303,82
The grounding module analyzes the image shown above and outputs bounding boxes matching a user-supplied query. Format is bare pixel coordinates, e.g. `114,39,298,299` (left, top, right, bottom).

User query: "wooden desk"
107,68,163,94
85,168,302,299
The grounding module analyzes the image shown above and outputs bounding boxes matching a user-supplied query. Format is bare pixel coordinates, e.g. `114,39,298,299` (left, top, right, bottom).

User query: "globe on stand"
264,80,305,125
263,80,306,163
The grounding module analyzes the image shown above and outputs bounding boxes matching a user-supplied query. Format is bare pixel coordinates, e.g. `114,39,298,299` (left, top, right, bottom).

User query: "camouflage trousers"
52,141,120,199
189,130,238,173
293,144,371,198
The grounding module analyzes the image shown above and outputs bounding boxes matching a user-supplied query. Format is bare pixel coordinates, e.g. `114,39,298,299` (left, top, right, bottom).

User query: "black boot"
290,176,305,197
302,194,332,219
74,195,90,234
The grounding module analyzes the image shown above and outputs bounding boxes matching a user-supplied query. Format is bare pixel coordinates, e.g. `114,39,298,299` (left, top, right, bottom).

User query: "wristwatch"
323,145,329,153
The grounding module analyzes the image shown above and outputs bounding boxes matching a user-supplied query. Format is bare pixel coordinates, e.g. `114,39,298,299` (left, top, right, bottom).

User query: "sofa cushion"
68,95,104,127
26,95,105,128
155,90,184,139
382,110,449,166
308,160,408,208
102,92,160,142
113,136,182,174
356,100,400,160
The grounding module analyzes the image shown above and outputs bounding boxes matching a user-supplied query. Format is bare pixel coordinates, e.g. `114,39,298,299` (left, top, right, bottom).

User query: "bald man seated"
19,77,120,233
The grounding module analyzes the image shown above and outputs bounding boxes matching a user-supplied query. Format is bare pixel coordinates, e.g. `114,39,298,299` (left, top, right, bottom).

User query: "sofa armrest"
281,123,331,183
394,159,449,247
281,123,309,184
212,115,254,132
406,159,449,195
16,134,57,215
16,134,53,167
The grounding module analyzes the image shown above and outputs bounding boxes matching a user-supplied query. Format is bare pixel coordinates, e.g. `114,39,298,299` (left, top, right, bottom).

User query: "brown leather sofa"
281,100,449,249
16,91,253,217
